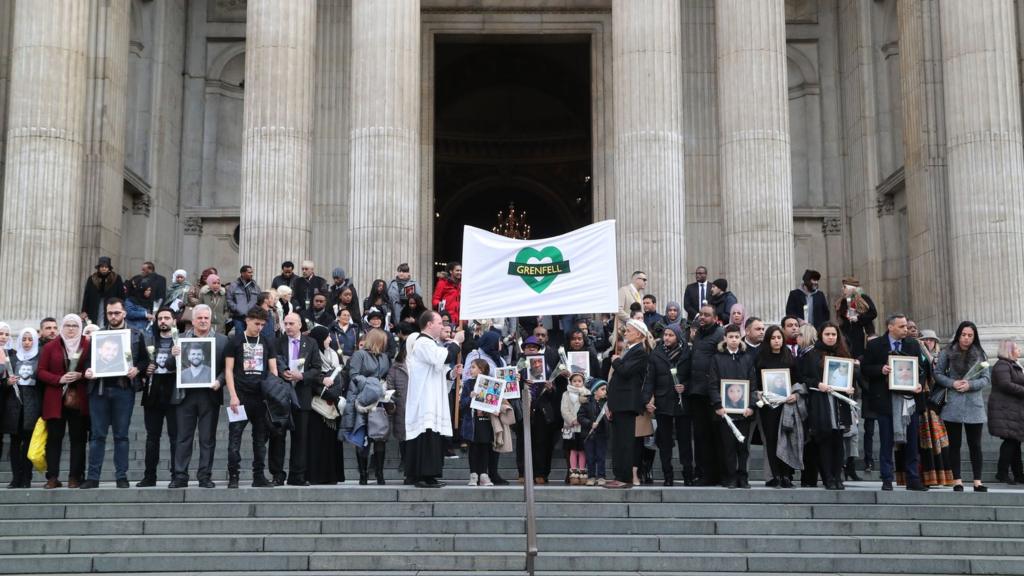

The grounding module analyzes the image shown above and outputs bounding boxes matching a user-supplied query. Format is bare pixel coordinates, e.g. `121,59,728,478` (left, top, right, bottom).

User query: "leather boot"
844,457,862,481
357,452,369,485
372,450,386,485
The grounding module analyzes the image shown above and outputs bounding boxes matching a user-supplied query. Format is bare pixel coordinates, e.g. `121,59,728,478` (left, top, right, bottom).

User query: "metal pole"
521,380,538,576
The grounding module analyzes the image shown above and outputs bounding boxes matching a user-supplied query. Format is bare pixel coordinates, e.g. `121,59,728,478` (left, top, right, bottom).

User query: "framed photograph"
761,368,792,398
496,366,520,400
822,356,855,393
721,379,750,414
526,354,547,383
91,330,132,378
567,351,591,380
889,356,919,392
177,337,217,389
470,374,505,415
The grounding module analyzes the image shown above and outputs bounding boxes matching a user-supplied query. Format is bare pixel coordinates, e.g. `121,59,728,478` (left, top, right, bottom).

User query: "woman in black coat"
989,339,1024,484
641,324,691,486
834,279,877,359
1,328,42,488
755,325,799,488
800,322,854,490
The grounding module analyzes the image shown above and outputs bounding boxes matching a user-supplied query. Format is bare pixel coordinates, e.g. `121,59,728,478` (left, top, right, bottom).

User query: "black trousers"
998,438,1024,480
143,403,178,480
6,432,31,485
690,396,716,483
469,443,490,475
717,417,751,485
173,390,219,482
46,409,87,481
655,413,692,481
270,409,310,482
610,411,636,483
530,418,559,479
815,430,845,484
513,421,524,477
802,435,819,485
759,406,792,479
946,421,983,481
863,417,876,465
227,396,269,477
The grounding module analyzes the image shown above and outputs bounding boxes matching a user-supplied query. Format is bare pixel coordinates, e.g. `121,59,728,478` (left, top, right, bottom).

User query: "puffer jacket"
988,358,1024,441
708,340,755,418
341,350,389,432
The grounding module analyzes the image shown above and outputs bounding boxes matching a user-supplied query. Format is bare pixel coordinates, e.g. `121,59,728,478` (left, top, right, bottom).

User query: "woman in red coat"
431,262,461,326
36,314,90,489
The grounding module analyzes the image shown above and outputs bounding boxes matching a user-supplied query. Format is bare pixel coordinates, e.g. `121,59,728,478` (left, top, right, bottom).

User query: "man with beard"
81,257,125,327
785,269,830,331
271,261,297,290
169,304,226,488
127,261,167,305
80,299,149,489
302,293,336,329
687,305,724,486
137,308,179,487
743,317,766,359
782,316,802,358
38,318,58,347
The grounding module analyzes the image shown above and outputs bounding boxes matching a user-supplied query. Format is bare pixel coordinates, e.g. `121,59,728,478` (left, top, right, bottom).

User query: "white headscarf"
16,327,38,362
0,321,10,349
60,313,83,355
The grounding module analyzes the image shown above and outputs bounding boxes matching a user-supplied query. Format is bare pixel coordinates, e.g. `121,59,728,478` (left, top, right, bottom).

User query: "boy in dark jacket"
708,325,755,488
579,379,609,486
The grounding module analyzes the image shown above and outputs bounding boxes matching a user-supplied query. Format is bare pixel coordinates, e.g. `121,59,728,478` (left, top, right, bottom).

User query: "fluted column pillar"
348,0,420,287
81,0,130,274
716,0,794,323
239,0,316,287
940,0,1024,340
0,0,90,324
612,0,686,299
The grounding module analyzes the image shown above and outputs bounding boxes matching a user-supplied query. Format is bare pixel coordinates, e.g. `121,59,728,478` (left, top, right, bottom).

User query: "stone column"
239,0,316,287
898,0,953,334
348,0,420,287
940,0,1024,339
612,0,686,299
81,0,130,275
0,0,90,323
716,0,794,323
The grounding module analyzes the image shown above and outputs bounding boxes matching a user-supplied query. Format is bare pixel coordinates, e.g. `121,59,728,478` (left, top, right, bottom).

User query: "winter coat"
708,341,755,418
1,356,41,434
688,324,724,397
607,343,648,414
81,272,125,325
988,358,1024,441
432,274,461,325
328,321,362,359
386,277,420,327
341,349,390,432
560,385,591,436
226,278,261,319
37,338,92,420
198,285,228,331
709,290,738,325
387,361,409,442
642,342,691,416
291,274,328,312
861,335,927,417
491,403,515,453
578,396,608,438
754,349,798,404
124,298,151,332
934,346,990,424
785,288,831,332
800,344,854,437
260,375,300,434
835,293,877,358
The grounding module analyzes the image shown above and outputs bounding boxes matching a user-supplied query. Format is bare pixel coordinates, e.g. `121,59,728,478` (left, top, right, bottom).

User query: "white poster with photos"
567,351,591,380
470,375,506,415
496,366,520,400
177,337,217,389
90,330,132,378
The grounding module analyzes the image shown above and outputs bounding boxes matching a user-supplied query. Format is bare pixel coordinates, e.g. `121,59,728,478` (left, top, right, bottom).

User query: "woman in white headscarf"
2,328,42,487
37,314,91,489
166,270,191,317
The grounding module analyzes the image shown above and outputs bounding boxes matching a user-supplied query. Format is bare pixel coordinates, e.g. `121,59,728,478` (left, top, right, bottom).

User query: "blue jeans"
585,434,607,478
88,385,136,481
878,412,920,484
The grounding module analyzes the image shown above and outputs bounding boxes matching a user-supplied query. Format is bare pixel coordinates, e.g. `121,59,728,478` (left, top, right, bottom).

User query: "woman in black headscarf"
306,325,344,485
464,329,511,485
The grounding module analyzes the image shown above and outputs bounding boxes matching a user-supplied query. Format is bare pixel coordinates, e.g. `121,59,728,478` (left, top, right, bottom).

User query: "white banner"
460,220,619,320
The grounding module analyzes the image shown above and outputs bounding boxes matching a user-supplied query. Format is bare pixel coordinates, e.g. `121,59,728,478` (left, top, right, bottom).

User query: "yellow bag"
28,418,47,472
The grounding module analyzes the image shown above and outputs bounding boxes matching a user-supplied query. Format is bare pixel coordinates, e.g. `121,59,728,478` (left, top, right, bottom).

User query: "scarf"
477,330,503,367
60,314,83,356
15,327,39,362
167,270,190,304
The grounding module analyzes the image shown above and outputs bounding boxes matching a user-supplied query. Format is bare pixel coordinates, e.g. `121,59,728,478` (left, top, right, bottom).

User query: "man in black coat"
861,313,928,491
785,269,830,331
683,266,710,323
271,312,322,486
127,261,167,304
81,256,125,327
688,305,724,485
292,260,328,313
604,319,650,489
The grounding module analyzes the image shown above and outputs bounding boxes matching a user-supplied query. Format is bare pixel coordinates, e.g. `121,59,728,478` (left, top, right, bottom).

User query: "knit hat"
841,275,860,287
712,278,728,292
206,273,220,285
332,267,345,279
589,379,607,394
95,256,112,270
665,322,686,344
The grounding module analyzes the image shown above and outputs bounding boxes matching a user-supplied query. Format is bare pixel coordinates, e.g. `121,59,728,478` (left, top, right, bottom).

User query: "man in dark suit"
785,269,830,331
683,266,710,323
271,312,322,486
604,319,650,489
861,313,928,491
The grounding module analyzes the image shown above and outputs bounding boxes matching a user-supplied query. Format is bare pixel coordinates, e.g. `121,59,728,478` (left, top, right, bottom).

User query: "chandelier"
492,202,531,239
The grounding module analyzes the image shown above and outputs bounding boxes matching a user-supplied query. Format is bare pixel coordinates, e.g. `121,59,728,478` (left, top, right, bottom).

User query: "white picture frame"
761,368,792,398
888,356,919,392
822,356,855,393
526,354,547,383
470,375,505,415
90,329,132,378
177,338,217,389
496,366,520,400
567,351,591,380
721,379,749,414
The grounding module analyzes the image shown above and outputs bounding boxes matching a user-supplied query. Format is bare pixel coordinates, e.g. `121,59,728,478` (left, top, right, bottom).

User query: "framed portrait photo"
721,379,750,414
470,375,505,415
496,366,520,400
526,354,547,383
177,337,217,389
567,351,591,380
761,368,792,398
888,356,919,392
822,356,855,393
90,329,132,378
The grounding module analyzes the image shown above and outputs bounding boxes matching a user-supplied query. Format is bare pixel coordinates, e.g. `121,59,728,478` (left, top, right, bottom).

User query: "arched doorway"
433,36,593,271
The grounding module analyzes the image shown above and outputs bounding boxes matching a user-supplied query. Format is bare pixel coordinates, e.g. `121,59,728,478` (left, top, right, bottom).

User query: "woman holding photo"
800,322,853,490
934,321,990,492
755,325,799,488
1,328,42,487
37,315,91,489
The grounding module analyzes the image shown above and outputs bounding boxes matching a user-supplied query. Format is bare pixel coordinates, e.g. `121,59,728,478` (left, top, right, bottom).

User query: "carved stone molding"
876,194,895,217
183,217,204,236
131,192,151,217
822,216,842,236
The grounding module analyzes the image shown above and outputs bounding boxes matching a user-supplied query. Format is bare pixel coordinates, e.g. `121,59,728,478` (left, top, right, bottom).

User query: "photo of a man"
92,331,130,378
178,338,216,388
527,354,546,383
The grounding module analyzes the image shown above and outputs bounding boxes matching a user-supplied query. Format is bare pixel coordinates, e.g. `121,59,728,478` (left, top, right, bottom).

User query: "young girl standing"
561,372,591,485
460,359,495,486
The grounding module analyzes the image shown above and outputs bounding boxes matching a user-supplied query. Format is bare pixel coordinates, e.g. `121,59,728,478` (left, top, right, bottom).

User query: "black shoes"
227,476,240,489
286,478,311,487
765,477,779,488
272,475,286,487
974,484,989,492
414,479,446,488
198,479,216,488
116,479,130,489
167,479,189,489
135,478,157,488
79,480,100,489
881,481,893,491
907,482,929,492
252,476,274,488
736,478,750,489
779,476,794,489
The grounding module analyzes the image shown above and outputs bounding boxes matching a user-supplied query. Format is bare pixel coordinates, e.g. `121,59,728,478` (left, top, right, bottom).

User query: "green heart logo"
508,246,571,293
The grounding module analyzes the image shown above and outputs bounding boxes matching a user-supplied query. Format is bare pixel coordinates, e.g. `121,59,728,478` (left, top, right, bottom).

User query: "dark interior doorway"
433,35,593,272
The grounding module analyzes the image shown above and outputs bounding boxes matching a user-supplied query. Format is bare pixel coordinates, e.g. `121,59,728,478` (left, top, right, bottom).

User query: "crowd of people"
0,257,1021,493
